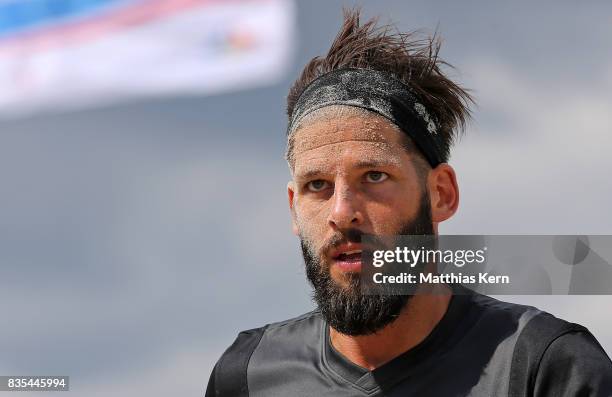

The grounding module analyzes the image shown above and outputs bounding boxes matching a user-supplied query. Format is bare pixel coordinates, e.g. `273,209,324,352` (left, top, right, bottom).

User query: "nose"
327,181,364,230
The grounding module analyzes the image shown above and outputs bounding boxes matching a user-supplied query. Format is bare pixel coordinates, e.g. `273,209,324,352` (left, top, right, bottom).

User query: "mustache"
319,228,388,256
318,228,361,257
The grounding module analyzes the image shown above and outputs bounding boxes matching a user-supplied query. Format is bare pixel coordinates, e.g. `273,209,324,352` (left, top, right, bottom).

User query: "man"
205,9,612,397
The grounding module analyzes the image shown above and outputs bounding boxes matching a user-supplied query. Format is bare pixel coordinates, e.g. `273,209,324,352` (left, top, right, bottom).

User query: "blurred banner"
0,0,295,118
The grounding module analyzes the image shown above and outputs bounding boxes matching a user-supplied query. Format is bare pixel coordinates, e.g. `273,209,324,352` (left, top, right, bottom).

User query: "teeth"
343,250,362,255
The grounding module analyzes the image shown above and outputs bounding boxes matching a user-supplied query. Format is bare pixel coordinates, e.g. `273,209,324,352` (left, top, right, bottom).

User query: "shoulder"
469,288,540,318
464,291,612,395
455,286,543,340
205,310,323,396
479,295,612,397
529,320,612,396
468,291,606,362
223,309,323,360
265,309,323,331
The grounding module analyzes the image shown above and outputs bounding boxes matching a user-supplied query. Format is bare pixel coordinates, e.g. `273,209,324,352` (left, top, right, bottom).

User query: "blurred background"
0,0,611,395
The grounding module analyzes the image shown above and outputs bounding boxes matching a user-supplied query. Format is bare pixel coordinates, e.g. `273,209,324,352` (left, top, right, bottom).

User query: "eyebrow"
353,159,399,169
295,159,399,180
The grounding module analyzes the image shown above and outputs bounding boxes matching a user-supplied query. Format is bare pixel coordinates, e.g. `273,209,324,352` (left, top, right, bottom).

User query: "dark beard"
301,190,434,336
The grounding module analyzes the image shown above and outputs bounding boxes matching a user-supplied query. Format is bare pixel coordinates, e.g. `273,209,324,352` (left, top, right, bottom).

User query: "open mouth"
335,250,362,262
331,247,363,272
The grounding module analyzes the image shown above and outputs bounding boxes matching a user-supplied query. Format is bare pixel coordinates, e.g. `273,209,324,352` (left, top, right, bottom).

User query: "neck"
329,283,452,370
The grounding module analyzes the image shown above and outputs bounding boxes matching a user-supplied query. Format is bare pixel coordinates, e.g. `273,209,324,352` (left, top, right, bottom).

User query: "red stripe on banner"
0,0,269,55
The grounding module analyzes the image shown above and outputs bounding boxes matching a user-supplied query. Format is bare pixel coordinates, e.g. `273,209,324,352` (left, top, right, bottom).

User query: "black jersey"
206,287,612,396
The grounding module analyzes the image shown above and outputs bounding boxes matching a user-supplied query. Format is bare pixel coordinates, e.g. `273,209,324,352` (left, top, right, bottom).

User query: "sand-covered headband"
287,68,443,167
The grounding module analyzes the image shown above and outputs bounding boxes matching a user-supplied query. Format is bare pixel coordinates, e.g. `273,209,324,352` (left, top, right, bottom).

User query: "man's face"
289,111,429,284
287,109,435,335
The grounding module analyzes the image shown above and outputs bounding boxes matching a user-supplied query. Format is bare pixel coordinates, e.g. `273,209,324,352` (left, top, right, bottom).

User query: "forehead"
291,109,402,150
290,109,410,175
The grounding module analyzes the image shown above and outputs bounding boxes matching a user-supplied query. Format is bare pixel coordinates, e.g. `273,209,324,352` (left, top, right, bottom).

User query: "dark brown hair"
286,7,473,165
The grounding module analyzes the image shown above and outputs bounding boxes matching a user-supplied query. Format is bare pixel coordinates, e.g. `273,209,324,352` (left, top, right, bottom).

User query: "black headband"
287,68,444,167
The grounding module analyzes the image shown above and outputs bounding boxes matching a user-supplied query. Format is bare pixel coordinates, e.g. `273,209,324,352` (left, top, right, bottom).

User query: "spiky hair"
286,7,473,165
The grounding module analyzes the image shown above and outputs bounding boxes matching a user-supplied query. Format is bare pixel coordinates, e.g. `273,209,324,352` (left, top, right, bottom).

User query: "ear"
427,163,459,223
287,181,299,235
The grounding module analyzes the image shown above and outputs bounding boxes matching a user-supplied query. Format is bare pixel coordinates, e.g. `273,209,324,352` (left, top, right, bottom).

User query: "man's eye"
306,180,329,192
365,171,389,183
